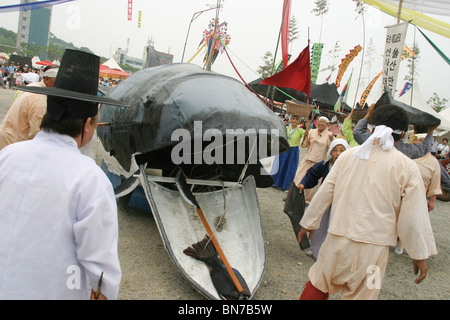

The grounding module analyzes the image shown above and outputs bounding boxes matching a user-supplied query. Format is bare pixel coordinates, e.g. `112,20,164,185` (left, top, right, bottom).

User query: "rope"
218,36,298,102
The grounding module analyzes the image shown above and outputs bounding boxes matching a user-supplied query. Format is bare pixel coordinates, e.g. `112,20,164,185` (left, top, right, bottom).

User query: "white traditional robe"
300,143,437,299
413,153,442,198
0,131,121,299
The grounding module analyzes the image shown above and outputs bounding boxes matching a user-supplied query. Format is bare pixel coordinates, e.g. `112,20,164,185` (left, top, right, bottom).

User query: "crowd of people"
273,102,448,299
0,48,448,300
99,77,121,87
1,61,44,89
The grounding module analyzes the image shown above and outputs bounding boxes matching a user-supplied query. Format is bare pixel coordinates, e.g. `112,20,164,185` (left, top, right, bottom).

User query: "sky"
1,0,449,108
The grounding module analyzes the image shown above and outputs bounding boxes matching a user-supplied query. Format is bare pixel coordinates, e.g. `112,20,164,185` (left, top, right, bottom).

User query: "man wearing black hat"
0,50,128,300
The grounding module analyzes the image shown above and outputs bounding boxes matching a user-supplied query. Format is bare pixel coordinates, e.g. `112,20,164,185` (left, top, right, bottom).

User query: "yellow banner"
360,71,382,107
361,0,450,38
138,10,142,29
336,45,362,88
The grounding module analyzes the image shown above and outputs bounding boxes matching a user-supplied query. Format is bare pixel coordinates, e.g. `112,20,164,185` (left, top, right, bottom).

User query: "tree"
312,0,329,16
321,41,341,80
404,44,420,83
427,92,448,113
312,0,329,43
363,38,377,80
289,16,299,53
257,51,274,79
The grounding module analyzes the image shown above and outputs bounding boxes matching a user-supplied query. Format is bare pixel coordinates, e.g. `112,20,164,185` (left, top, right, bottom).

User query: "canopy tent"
102,58,124,72
36,60,53,66
248,79,351,112
0,52,9,60
398,83,450,131
439,107,450,122
361,0,450,38
31,56,41,69
385,0,450,16
438,108,450,136
99,64,130,80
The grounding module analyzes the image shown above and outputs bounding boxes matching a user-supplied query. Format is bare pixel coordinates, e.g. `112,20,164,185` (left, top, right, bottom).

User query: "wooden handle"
196,208,244,293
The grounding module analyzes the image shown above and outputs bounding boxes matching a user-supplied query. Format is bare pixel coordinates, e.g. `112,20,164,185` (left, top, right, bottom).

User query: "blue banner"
0,0,75,13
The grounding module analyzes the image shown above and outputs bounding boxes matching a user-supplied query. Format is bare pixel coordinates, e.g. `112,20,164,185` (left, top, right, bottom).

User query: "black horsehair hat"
15,49,129,121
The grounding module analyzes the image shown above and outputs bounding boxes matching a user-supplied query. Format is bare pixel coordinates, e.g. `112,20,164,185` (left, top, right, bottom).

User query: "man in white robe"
298,104,437,300
0,50,127,300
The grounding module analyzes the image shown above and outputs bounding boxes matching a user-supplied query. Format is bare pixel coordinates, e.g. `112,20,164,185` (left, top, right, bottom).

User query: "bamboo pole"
264,0,290,103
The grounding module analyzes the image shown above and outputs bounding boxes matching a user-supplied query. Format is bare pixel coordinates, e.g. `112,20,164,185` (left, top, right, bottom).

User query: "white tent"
398,84,450,131
439,107,450,121
102,58,124,72
31,56,41,69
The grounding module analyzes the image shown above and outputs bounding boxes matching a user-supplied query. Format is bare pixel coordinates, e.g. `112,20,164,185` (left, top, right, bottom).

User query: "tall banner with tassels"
335,45,362,88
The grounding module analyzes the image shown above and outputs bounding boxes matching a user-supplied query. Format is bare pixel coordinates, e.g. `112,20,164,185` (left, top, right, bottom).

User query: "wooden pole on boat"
175,171,244,295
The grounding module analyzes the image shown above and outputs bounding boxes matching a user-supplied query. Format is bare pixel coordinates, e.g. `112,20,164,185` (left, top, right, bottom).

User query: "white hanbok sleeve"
300,158,338,230
397,164,438,260
73,170,121,299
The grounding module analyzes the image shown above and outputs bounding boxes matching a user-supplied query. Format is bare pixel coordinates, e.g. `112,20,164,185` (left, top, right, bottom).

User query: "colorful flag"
335,71,353,112
336,45,362,88
360,71,382,107
261,44,311,97
399,82,412,97
128,0,133,21
310,43,323,84
281,0,292,69
401,45,414,60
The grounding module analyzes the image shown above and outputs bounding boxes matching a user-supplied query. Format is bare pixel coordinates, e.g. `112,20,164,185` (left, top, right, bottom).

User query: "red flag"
281,0,292,68
261,44,311,96
128,0,133,21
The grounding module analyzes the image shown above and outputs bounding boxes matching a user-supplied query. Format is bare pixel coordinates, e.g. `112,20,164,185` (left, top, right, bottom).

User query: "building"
113,48,144,70
113,40,174,71
16,0,53,60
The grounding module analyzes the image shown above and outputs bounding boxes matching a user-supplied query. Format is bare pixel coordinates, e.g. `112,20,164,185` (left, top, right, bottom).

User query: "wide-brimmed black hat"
15,49,129,120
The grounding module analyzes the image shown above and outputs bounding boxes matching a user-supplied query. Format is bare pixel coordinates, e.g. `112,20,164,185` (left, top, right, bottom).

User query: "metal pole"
181,7,218,63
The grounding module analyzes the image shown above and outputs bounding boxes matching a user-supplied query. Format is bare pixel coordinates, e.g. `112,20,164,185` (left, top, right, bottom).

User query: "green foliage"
427,92,448,113
0,28,105,62
312,0,329,17
257,51,274,79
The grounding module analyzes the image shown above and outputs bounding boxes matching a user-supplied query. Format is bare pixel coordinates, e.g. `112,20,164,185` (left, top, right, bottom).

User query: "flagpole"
307,28,310,105
265,0,290,103
397,0,403,24
206,0,222,71
353,10,365,109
